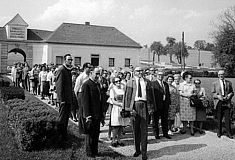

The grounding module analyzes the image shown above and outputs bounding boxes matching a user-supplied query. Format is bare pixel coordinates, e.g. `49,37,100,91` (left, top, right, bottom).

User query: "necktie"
222,80,226,96
138,78,142,97
161,81,165,93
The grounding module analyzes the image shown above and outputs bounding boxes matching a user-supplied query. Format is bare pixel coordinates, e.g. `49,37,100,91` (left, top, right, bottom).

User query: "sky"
0,0,235,47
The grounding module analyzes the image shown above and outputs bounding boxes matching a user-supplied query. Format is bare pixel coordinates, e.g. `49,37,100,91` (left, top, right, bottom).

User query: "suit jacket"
146,74,156,82
212,79,234,108
55,65,72,103
150,80,171,111
123,77,151,111
81,78,103,120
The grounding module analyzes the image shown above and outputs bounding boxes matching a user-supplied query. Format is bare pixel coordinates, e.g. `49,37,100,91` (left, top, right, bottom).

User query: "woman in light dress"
109,77,128,147
179,71,196,135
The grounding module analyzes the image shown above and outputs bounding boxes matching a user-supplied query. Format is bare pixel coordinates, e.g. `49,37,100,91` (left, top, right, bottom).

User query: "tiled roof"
1,23,141,48
45,23,142,48
27,29,53,41
0,27,7,41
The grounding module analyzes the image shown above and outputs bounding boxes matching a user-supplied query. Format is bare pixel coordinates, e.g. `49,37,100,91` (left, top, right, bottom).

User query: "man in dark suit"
55,54,73,142
123,66,151,160
212,70,234,139
98,68,109,125
150,70,171,139
80,67,104,158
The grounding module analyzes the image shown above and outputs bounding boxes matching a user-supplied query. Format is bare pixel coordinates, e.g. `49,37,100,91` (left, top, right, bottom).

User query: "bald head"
90,67,100,82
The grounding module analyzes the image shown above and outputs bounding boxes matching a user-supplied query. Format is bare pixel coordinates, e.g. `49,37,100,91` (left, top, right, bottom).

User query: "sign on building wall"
9,26,26,40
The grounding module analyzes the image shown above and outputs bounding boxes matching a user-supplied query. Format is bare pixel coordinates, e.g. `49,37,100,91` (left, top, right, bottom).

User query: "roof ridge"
62,22,115,28
28,28,53,32
43,24,64,42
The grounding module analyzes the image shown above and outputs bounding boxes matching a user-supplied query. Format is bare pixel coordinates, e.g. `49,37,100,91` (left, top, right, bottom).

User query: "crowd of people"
10,54,234,160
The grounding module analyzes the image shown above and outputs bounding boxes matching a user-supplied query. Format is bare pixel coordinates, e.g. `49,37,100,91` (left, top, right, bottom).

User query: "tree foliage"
212,6,235,75
150,41,166,63
165,37,176,63
194,40,207,50
172,42,189,64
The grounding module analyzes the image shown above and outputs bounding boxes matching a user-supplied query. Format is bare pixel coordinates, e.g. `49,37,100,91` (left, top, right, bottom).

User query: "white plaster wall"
48,44,140,70
140,48,214,68
32,43,45,65
42,44,49,64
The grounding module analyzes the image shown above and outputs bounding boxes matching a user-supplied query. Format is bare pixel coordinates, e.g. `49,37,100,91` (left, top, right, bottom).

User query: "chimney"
85,22,90,25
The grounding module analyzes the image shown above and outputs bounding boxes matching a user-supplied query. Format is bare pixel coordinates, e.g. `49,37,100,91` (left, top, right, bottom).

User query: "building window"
125,58,130,67
74,57,81,67
56,56,63,65
109,58,115,67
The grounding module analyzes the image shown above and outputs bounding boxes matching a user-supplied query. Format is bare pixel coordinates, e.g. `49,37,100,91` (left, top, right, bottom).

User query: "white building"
0,14,142,73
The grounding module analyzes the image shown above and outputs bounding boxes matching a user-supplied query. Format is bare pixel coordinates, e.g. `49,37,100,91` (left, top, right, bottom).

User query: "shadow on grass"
147,144,207,159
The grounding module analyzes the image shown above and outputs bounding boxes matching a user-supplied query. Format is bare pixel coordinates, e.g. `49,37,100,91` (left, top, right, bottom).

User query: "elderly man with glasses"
212,70,234,139
123,66,152,160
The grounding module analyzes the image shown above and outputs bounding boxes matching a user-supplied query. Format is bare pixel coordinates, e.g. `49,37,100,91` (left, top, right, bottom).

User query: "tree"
205,43,215,51
194,40,206,50
194,40,206,66
150,41,165,64
165,37,176,63
172,42,189,64
212,6,235,75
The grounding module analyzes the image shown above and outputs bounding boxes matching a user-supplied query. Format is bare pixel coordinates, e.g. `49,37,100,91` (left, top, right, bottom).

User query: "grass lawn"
0,100,133,160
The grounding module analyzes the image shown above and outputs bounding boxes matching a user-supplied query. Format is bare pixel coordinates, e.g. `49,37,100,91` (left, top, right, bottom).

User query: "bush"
0,79,10,87
0,86,25,101
5,94,60,151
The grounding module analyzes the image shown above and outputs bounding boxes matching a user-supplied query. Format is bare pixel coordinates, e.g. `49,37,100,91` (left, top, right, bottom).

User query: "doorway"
91,54,99,67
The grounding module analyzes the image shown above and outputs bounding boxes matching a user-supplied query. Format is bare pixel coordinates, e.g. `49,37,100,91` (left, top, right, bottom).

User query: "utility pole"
181,32,185,70
198,49,201,67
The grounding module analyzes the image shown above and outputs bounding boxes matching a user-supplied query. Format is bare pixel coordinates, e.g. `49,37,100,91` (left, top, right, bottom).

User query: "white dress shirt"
74,72,89,94
134,76,147,101
219,79,226,96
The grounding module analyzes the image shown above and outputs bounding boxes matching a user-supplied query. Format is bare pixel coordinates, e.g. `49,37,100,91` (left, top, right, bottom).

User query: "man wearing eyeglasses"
123,66,151,160
55,54,73,144
146,67,156,82
212,70,234,139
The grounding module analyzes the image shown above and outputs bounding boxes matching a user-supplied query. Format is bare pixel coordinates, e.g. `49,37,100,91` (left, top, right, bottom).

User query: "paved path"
37,96,235,160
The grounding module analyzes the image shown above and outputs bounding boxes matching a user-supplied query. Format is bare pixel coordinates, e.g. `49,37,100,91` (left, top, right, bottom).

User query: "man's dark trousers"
152,104,169,136
58,102,71,139
85,118,101,156
132,101,148,156
217,101,231,136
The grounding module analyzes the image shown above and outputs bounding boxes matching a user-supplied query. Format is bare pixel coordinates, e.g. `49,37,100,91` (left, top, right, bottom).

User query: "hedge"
0,86,25,101
3,91,60,151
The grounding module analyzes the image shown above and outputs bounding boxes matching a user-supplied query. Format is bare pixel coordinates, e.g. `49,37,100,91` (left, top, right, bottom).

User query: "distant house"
0,14,142,73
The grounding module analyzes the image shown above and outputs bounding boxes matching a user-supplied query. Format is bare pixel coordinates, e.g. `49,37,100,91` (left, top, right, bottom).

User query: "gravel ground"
99,117,235,160
38,96,235,160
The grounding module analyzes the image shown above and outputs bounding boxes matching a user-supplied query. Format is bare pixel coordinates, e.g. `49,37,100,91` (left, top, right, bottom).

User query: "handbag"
190,95,203,108
120,109,131,118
